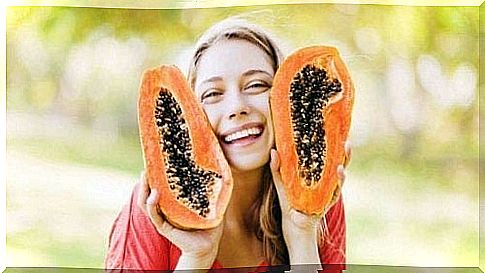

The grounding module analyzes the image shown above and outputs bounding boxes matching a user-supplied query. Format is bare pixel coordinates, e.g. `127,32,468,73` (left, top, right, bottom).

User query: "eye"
245,81,271,93
201,89,223,104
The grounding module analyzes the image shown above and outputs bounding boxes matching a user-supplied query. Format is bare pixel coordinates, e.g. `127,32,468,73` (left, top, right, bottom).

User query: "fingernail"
147,189,158,205
345,140,351,151
269,150,275,169
337,165,345,175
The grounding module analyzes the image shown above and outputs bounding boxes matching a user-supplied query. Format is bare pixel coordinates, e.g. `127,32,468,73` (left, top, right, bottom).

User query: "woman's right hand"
137,171,223,270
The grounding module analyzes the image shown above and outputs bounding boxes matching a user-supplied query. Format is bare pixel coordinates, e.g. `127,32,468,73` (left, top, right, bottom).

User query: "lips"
220,123,264,144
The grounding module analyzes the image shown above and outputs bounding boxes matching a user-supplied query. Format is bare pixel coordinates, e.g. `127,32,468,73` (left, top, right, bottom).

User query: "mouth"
221,124,264,145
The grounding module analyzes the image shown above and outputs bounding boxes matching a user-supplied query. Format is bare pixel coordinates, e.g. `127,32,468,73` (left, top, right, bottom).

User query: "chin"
227,152,270,173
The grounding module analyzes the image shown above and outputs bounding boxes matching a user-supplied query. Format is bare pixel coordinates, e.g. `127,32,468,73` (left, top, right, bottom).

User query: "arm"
105,182,172,270
270,141,350,272
138,172,222,271
105,180,221,271
319,142,348,270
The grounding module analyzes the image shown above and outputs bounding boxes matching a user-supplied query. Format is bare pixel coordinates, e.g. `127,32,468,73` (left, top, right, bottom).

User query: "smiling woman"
105,16,349,271
195,39,275,172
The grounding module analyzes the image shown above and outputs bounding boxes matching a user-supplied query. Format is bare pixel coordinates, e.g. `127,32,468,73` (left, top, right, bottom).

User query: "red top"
105,183,346,272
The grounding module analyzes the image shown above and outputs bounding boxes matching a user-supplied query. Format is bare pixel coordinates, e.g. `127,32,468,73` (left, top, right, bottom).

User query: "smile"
221,124,264,144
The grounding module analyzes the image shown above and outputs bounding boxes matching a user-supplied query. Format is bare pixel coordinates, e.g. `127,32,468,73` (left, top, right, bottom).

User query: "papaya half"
271,46,354,215
138,65,233,230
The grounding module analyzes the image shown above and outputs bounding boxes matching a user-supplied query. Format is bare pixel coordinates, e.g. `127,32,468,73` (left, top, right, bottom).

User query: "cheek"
250,94,275,141
251,93,271,117
254,95,273,126
201,105,221,133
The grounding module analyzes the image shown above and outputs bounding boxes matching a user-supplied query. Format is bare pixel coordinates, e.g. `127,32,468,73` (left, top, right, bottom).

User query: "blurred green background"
6,3,479,269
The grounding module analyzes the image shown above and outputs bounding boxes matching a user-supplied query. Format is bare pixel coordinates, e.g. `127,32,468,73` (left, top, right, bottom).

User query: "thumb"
270,149,289,210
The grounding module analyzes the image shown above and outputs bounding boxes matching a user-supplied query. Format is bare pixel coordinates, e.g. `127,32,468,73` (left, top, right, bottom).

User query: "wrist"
285,226,318,250
287,235,320,265
176,251,217,271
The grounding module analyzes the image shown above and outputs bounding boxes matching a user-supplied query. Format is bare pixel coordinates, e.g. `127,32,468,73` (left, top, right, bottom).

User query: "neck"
224,166,264,229
218,166,267,266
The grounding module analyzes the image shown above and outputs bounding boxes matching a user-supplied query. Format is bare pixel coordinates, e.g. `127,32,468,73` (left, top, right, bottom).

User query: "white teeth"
224,127,262,142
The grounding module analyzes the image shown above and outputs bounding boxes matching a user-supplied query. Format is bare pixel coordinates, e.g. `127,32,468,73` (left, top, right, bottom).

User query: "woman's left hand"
269,141,351,264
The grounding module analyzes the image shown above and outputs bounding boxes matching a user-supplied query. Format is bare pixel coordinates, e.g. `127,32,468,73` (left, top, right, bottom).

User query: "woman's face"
194,39,275,173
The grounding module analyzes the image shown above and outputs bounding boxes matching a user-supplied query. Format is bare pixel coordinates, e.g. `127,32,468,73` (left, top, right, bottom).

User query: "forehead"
195,39,274,85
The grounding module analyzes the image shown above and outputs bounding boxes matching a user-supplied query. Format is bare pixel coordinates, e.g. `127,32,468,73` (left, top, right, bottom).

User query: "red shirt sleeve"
318,194,346,272
105,183,176,270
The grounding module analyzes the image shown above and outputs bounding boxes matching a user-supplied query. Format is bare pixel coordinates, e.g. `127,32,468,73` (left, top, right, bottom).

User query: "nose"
226,88,250,120
229,107,249,119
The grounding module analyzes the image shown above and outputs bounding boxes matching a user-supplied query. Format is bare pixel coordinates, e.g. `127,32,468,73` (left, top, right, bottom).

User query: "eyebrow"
199,76,223,86
198,69,273,87
242,69,273,78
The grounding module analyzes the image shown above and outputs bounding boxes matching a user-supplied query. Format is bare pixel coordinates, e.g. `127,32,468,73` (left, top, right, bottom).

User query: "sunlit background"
6,3,479,268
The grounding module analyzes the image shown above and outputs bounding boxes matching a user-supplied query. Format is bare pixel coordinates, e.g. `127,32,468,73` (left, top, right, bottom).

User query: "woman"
106,17,350,272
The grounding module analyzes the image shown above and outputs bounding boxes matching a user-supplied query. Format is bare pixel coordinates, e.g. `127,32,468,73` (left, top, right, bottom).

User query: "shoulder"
105,182,177,270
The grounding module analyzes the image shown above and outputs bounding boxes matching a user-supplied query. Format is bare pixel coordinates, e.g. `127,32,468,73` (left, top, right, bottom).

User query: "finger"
270,148,281,171
327,165,345,211
343,140,352,167
137,170,150,213
146,189,168,232
325,165,344,207
337,164,346,188
270,149,289,210
326,185,341,213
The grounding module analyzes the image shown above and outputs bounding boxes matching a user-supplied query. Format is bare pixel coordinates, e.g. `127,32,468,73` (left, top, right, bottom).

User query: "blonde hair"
188,17,284,91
